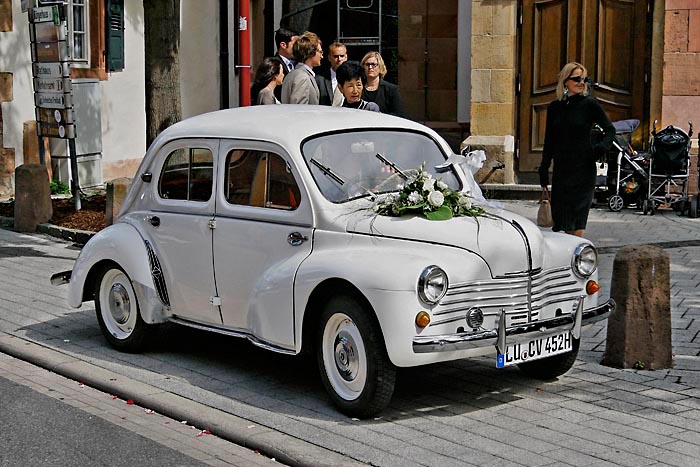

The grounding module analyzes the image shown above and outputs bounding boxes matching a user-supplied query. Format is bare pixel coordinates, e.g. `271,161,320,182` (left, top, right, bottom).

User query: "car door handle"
149,216,161,227
287,232,308,246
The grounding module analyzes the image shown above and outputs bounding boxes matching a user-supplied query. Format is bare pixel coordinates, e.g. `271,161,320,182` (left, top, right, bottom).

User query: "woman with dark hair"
251,58,284,105
336,61,379,112
360,51,404,117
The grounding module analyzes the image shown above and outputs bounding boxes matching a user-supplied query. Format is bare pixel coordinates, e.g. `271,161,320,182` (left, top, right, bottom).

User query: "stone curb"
0,216,95,245
0,333,368,467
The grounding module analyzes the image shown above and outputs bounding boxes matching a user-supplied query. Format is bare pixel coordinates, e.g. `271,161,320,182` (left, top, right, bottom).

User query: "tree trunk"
144,0,181,147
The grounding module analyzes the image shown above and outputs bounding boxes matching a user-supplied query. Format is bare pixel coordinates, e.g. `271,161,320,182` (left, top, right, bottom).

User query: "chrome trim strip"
413,299,615,353
441,291,529,306
168,316,297,355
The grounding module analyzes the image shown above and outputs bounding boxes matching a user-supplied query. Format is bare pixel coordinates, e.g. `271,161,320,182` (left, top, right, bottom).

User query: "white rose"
397,183,404,190
428,190,445,207
458,194,472,209
436,180,448,190
408,191,422,204
422,178,435,191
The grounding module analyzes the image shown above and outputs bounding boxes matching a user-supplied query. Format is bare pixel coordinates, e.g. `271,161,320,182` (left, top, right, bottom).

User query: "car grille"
430,266,583,328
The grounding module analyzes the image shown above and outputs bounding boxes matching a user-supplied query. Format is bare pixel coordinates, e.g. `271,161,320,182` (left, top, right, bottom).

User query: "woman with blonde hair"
538,62,615,237
360,51,405,117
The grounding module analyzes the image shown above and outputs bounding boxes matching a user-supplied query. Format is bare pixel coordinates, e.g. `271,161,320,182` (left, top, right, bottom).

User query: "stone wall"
464,1,517,183
0,0,11,32
0,72,15,198
663,0,700,192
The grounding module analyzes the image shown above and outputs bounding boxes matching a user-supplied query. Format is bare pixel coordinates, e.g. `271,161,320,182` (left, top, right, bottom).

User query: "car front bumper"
412,298,615,355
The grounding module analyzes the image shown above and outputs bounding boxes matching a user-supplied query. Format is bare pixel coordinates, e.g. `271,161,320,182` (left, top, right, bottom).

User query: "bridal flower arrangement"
373,163,485,221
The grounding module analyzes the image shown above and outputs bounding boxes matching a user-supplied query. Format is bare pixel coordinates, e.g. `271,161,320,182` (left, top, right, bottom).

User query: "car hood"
345,207,545,277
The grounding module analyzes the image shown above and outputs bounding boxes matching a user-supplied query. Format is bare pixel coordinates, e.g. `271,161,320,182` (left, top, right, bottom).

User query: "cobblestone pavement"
1,202,699,467
0,352,280,467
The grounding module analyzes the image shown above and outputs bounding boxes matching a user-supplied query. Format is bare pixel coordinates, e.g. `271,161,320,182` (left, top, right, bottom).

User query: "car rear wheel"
94,266,151,352
317,295,396,418
517,338,580,379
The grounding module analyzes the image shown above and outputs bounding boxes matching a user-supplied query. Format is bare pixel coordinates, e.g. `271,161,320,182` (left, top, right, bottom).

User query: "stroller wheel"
608,195,624,212
642,199,649,215
650,201,656,216
690,195,699,219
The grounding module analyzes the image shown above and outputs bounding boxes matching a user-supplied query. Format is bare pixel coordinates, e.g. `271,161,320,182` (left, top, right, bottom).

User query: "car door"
213,140,313,349
146,139,222,326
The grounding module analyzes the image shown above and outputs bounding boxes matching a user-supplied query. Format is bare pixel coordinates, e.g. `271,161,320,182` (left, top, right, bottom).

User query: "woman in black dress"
538,62,615,237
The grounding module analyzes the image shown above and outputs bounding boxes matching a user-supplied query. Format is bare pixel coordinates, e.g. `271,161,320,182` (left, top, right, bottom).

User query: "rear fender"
67,223,169,323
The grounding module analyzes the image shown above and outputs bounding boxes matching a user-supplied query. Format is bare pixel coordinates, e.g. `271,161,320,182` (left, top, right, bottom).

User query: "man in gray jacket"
281,31,322,105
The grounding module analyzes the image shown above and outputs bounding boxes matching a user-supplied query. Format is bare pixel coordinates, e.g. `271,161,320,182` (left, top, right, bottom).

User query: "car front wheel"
517,337,580,379
94,266,151,352
317,295,396,418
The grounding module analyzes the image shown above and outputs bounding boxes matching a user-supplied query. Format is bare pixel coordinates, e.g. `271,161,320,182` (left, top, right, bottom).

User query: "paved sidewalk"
1,202,699,467
0,352,279,467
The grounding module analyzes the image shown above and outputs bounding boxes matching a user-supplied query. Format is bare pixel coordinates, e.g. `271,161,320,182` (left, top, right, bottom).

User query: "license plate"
496,331,572,368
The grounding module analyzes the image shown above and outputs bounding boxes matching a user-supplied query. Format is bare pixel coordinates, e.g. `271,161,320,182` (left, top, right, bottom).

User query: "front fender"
67,222,168,323
294,230,492,363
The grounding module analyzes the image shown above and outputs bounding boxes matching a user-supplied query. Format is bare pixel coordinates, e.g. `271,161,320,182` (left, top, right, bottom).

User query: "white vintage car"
52,106,614,417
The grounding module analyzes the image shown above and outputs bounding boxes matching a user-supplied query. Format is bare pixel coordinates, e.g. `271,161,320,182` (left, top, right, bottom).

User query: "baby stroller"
594,119,649,211
641,121,693,216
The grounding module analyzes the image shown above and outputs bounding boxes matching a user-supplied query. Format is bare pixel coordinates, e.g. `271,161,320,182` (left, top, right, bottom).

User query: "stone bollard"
14,164,52,232
105,177,132,225
603,245,672,370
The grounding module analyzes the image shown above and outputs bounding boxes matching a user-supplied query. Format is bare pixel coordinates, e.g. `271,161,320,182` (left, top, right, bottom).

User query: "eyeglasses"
567,76,586,83
364,62,379,69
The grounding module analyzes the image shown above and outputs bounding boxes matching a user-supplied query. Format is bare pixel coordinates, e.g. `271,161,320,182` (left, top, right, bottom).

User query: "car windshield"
302,130,461,203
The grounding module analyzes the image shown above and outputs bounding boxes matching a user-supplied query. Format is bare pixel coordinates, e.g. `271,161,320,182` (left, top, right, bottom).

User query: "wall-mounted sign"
35,92,72,109
31,6,60,24
33,62,71,78
30,22,66,42
33,77,72,93
32,41,69,62
36,107,73,125
38,122,75,139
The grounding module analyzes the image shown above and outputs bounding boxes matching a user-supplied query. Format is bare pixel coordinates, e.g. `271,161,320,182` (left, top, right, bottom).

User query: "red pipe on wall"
238,0,251,106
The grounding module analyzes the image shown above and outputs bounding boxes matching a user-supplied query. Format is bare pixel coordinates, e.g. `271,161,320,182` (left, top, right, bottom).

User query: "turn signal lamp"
586,280,600,295
415,311,431,328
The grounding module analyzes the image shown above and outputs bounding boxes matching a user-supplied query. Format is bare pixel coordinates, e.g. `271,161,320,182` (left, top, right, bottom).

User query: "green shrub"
50,180,71,195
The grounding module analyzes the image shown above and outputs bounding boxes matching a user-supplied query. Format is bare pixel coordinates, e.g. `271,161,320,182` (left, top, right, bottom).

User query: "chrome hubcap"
334,331,359,381
109,283,131,324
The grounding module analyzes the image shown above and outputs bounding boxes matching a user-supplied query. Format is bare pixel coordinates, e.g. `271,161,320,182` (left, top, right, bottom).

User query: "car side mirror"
141,172,153,183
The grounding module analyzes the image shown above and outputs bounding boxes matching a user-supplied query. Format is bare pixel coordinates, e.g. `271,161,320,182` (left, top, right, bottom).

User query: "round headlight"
572,244,598,278
418,266,449,305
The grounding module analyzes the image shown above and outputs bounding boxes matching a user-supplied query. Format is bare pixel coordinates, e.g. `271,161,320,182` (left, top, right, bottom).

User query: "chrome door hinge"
209,296,222,306
208,219,217,229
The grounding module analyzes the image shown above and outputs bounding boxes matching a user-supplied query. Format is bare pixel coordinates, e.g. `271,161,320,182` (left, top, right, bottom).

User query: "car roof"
157,105,437,148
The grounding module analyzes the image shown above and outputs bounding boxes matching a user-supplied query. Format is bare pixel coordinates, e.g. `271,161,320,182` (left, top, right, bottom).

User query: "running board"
167,316,297,355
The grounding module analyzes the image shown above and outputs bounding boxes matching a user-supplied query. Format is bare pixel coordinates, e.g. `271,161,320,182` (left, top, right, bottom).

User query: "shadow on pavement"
17,308,564,424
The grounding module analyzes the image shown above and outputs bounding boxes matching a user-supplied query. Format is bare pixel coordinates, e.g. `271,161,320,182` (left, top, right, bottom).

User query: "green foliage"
50,180,70,195
374,163,485,221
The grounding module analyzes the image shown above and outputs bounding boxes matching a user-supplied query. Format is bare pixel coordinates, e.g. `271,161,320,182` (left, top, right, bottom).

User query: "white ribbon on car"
435,150,487,202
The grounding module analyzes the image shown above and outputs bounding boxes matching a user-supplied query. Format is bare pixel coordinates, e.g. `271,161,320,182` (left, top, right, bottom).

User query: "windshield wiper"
311,158,345,185
375,153,408,180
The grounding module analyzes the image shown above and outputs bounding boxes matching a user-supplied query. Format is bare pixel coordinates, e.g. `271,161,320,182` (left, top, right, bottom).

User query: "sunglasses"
567,76,586,83
364,62,379,69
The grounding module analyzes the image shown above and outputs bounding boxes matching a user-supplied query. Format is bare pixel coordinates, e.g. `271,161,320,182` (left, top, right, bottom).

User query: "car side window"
225,149,300,210
159,147,214,201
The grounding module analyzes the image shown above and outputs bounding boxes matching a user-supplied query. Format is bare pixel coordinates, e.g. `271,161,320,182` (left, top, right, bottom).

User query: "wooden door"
518,0,650,173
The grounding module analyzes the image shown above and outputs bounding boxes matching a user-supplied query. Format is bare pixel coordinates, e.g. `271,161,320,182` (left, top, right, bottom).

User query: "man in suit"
316,42,347,106
281,31,322,105
273,28,299,100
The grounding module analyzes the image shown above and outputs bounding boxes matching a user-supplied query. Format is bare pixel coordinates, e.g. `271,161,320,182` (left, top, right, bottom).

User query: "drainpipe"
219,0,229,109
238,0,251,106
